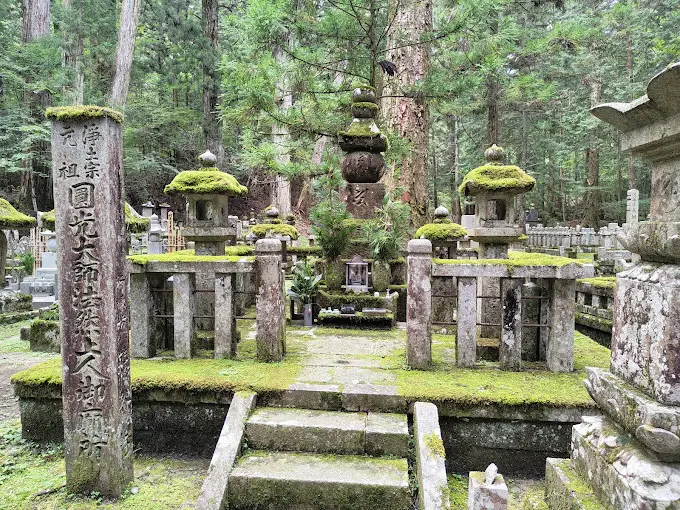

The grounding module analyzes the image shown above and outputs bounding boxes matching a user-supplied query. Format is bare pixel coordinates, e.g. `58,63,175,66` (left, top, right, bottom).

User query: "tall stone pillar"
546,279,575,372
173,272,195,359
215,273,235,358
255,239,285,362
499,278,522,371
456,276,477,367
406,239,432,369
47,106,133,496
130,273,155,358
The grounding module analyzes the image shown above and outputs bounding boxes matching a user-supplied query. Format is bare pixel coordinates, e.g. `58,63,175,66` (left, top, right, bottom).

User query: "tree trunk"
626,33,636,190
446,114,462,223
382,0,432,228
22,0,51,211
202,0,225,166
271,43,293,215
110,0,141,109
582,78,602,228
486,74,501,146
62,0,84,104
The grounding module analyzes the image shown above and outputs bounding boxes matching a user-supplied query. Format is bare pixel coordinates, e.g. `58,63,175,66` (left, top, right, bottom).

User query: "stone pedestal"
456,277,477,367
546,279,575,373
468,466,509,510
48,107,133,496
341,182,385,219
255,239,285,362
130,273,155,358
407,240,432,369
215,273,236,358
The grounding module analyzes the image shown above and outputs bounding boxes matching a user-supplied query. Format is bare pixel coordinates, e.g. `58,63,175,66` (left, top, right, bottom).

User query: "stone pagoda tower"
545,63,680,508
339,86,388,219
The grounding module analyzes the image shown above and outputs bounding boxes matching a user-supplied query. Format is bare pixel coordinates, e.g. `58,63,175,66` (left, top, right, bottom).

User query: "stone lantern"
460,145,535,259
164,149,248,255
141,201,155,218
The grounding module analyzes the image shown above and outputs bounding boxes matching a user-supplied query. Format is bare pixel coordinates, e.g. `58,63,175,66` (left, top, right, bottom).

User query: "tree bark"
61,0,84,105
271,43,293,215
22,0,51,211
202,0,225,166
447,114,461,223
110,0,141,109
582,78,602,228
382,0,432,228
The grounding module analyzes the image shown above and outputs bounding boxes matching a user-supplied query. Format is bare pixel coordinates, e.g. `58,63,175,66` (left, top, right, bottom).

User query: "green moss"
577,277,616,289
415,223,467,241
250,223,299,240
317,311,393,329
352,101,379,111
164,167,247,196
40,209,55,230
317,290,390,311
127,249,254,265
575,312,613,333
459,164,536,195
448,474,468,509
45,105,123,124
0,310,38,325
434,251,583,268
287,245,322,256
338,119,384,138
433,218,453,224
0,198,36,229
224,245,255,256
423,433,446,458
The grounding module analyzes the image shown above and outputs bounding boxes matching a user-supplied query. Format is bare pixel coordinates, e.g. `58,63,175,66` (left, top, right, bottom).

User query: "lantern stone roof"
415,222,467,241
164,149,247,197
0,199,36,229
459,145,535,196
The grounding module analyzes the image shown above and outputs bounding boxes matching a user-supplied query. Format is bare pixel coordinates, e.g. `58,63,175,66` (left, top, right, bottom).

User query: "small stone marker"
47,106,133,496
468,463,508,510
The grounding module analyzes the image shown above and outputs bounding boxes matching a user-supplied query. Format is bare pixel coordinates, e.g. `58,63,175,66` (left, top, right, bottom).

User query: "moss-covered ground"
0,420,208,509
434,251,583,269
448,474,548,509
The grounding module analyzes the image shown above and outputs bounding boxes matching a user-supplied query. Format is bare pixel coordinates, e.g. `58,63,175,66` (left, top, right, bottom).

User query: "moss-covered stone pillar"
256,239,285,362
500,278,523,371
173,272,195,359
547,279,575,372
456,276,477,367
215,273,236,358
407,239,432,369
47,106,132,496
130,273,155,358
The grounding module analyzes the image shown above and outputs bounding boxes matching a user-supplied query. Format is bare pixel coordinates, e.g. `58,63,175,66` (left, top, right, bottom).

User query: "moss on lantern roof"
250,223,299,240
41,202,150,233
459,164,536,196
164,167,248,196
0,199,36,229
415,223,467,241
45,105,123,124
338,119,384,138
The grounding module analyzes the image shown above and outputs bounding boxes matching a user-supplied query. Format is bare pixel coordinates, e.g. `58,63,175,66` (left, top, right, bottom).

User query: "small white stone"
130,486,139,495
604,436,620,448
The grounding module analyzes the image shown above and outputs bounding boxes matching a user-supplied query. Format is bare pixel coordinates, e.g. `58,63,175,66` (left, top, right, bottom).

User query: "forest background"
0,0,678,229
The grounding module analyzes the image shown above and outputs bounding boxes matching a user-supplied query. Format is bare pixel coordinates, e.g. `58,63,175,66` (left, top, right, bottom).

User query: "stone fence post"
256,239,285,362
47,106,133,496
407,239,432,369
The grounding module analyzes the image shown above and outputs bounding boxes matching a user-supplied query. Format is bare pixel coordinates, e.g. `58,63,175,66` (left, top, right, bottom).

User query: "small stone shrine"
346,255,369,293
339,85,388,218
545,62,680,508
164,149,247,255
46,105,133,496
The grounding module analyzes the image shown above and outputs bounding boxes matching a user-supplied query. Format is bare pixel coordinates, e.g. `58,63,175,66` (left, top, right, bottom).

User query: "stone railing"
574,278,614,334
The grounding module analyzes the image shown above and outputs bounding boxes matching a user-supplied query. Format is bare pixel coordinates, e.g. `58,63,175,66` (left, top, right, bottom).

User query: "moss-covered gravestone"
47,106,133,497
339,86,388,219
0,198,36,287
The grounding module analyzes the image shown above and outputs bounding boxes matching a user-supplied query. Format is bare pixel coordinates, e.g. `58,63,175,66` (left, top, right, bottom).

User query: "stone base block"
468,470,508,509
544,457,606,510
584,367,680,462
571,415,680,509
341,183,385,219
611,264,680,405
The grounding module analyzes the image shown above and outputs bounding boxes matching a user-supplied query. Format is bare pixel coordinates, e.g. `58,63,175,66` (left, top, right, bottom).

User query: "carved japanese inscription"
49,108,133,497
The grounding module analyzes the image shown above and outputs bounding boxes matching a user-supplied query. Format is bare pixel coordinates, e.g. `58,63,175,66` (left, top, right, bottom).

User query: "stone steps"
245,407,409,456
227,451,411,510
544,458,607,510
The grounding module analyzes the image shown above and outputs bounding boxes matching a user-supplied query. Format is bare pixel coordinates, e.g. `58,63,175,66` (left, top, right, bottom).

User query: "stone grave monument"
545,62,680,508
47,105,133,496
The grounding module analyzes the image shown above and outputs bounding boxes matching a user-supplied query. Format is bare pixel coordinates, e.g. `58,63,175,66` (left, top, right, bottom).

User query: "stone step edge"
544,457,608,510
245,406,410,457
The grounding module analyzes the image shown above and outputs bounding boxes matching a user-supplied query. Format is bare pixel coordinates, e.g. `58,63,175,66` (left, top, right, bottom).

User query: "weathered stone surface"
196,392,256,510
130,273,155,358
584,367,680,461
246,407,366,454
227,451,411,510
499,278,522,370
431,262,594,279
255,239,285,362
341,182,386,219
611,264,680,404
544,457,606,510
414,402,450,510
457,276,477,367
407,239,432,369
342,384,407,413
571,415,680,509
50,109,133,496
173,272,195,359
468,467,509,510
263,383,343,410
547,279,575,372
365,412,409,457
214,273,235,358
